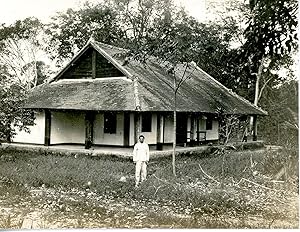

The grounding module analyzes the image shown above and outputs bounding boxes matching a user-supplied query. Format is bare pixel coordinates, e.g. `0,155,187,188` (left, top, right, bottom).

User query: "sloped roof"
25,78,135,111
24,40,267,115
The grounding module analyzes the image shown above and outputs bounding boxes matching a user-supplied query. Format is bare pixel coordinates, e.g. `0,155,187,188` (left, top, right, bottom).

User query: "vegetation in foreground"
0,147,298,229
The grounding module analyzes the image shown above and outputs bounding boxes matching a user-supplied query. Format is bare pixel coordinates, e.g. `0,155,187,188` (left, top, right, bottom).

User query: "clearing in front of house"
0,146,298,229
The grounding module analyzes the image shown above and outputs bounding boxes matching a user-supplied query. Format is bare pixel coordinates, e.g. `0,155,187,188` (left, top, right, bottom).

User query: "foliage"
237,0,298,103
0,17,50,88
246,0,298,59
0,70,35,142
259,79,298,147
0,18,50,142
0,0,297,151
215,108,246,144
45,1,125,64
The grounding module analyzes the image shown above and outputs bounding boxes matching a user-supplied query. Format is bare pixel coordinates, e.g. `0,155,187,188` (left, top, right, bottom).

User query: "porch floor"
1,143,209,158
1,140,264,159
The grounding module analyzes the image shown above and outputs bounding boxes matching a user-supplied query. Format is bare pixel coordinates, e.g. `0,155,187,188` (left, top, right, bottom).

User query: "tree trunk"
254,61,264,106
172,72,177,177
172,111,176,176
249,57,265,133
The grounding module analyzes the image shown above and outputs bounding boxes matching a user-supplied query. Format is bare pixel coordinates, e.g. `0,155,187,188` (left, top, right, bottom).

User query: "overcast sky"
0,0,297,78
0,0,207,25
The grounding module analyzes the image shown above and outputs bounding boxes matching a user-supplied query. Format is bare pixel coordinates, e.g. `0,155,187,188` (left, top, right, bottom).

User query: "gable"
58,47,124,80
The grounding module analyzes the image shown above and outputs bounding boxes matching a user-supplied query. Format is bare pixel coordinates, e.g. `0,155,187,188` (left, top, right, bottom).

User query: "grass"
0,146,298,228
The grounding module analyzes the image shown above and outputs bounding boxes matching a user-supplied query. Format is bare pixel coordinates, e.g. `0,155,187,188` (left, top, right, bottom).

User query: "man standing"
133,135,149,188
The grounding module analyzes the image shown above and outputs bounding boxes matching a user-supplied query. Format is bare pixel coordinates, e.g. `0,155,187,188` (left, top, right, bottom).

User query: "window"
142,113,152,132
104,112,116,134
206,118,213,130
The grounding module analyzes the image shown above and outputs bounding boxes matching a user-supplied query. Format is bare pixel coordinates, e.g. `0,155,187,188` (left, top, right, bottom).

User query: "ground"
0,146,298,229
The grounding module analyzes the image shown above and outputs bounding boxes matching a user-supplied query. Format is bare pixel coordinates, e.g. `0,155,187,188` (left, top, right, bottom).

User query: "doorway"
176,113,187,145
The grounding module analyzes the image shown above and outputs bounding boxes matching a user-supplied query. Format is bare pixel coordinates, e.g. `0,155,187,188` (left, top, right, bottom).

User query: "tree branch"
258,75,275,102
198,164,220,184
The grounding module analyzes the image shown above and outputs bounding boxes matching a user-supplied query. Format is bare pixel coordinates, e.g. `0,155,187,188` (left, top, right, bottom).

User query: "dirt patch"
0,181,298,229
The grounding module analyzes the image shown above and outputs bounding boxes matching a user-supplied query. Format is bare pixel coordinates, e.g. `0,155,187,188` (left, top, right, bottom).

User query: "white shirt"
133,142,149,162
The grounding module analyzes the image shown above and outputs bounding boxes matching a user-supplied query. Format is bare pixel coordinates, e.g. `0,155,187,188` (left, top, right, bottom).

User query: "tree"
115,0,249,176
218,0,299,140
0,17,50,89
241,0,298,106
216,108,243,145
259,79,298,149
46,1,125,66
123,5,211,176
0,18,49,142
0,66,35,142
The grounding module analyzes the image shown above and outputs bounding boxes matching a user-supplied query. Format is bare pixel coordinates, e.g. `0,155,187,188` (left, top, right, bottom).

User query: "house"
12,39,267,150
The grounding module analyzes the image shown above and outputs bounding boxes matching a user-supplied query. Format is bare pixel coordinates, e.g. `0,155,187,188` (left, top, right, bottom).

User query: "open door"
176,113,187,145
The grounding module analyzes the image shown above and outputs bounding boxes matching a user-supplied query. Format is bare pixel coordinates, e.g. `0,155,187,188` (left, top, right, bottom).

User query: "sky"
0,0,208,25
0,0,297,77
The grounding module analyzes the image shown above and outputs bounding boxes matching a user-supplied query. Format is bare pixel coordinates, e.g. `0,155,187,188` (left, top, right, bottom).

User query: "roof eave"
193,65,268,116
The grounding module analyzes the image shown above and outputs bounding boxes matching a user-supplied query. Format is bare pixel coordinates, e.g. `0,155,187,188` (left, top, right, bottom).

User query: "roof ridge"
133,76,141,111
193,64,268,115
92,41,129,52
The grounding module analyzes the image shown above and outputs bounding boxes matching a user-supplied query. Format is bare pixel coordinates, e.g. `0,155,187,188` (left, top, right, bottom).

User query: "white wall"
141,113,157,144
163,114,174,143
13,110,219,146
158,115,164,143
51,111,85,144
12,111,45,144
129,113,135,146
187,116,219,142
198,118,206,140
93,112,124,146
206,120,219,140
128,113,159,145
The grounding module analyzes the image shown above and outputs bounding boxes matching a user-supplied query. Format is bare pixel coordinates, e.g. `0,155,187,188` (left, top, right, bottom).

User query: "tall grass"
0,148,134,190
0,146,298,228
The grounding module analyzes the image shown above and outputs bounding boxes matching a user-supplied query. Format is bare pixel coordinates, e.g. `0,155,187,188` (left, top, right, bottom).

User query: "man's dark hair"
139,135,145,138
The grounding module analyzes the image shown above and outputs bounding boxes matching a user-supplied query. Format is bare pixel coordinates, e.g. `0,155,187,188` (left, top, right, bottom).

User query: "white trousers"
135,161,147,184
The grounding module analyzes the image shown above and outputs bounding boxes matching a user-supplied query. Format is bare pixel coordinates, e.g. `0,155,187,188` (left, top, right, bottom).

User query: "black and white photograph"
0,0,298,229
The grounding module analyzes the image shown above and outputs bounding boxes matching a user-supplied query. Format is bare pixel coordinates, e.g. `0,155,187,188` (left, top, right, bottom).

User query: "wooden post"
85,111,94,149
190,115,195,146
187,115,191,144
253,115,258,141
196,116,200,145
6,119,12,143
123,112,130,147
156,114,164,150
92,50,97,79
44,110,51,146
134,113,141,143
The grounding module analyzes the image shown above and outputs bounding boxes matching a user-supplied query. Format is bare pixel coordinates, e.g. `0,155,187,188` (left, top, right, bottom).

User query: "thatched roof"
25,78,135,111
24,40,267,115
